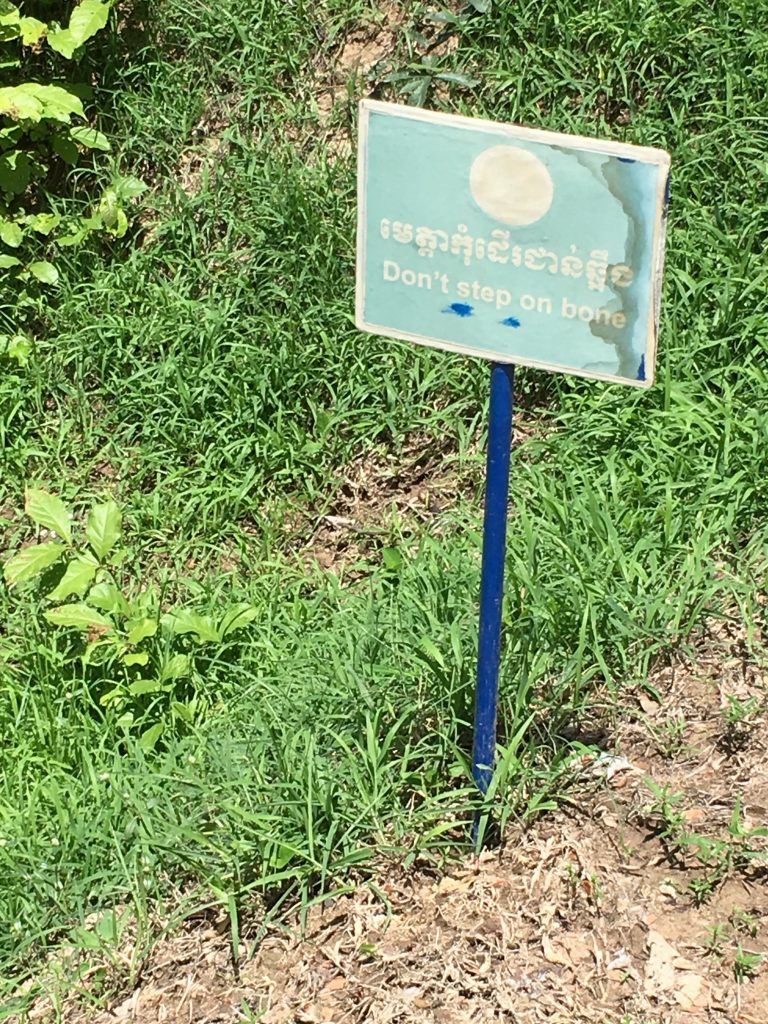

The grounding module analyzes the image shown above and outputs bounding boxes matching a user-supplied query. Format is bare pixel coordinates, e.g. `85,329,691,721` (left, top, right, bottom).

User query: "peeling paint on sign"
356,101,670,387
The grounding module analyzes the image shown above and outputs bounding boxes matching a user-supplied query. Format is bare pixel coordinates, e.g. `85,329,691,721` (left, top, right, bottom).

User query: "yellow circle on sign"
470,145,554,226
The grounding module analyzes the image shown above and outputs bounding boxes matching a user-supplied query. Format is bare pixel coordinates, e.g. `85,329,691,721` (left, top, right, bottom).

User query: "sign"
356,100,671,387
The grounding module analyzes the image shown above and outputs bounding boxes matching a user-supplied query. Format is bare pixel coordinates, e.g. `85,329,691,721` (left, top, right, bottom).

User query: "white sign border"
356,99,671,388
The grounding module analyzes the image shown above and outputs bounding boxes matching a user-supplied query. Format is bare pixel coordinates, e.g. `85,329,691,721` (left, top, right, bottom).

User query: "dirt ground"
19,618,765,1024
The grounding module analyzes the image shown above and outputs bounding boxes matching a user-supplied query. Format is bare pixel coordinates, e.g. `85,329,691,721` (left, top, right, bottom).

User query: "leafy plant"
730,908,759,939
723,694,761,728
0,1,145,360
688,873,721,906
733,944,763,982
704,922,728,958
720,693,762,753
380,59,479,107
684,799,768,878
641,783,768,901
643,779,686,844
649,713,688,758
3,489,258,749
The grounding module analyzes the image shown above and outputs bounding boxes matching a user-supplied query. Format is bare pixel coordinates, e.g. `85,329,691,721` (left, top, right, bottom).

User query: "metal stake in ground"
472,362,515,833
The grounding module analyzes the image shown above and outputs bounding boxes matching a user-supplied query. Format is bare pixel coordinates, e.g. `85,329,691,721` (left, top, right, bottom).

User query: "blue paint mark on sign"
500,316,521,328
444,302,474,317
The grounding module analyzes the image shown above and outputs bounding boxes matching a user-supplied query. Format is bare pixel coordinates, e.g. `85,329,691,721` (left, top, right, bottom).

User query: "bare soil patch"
292,432,477,574
307,2,463,159
282,409,548,575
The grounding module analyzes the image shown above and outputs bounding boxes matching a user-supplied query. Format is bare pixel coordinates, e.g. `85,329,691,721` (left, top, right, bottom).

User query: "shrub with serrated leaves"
3,490,258,751
0,1,145,364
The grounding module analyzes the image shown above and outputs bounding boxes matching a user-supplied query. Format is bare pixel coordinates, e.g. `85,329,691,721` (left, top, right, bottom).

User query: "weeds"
643,780,686,849
1,0,768,1009
704,921,765,983
720,693,762,753
730,909,760,939
643,782,768,901
733,945,763,982
3,489,260,750
705,923,729,958
0,1,144,355
649,714,688,759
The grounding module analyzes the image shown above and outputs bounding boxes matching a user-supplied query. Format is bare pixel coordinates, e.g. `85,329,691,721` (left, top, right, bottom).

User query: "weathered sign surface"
356,100,671,386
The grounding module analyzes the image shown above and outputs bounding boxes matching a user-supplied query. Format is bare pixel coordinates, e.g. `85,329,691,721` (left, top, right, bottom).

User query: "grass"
1,0,768,1011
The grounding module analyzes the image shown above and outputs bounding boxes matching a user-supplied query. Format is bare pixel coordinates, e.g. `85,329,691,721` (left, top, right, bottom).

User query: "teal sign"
356,101,670,386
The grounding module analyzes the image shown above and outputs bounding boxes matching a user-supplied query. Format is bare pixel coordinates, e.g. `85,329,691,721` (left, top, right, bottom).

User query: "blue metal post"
472,362,515,797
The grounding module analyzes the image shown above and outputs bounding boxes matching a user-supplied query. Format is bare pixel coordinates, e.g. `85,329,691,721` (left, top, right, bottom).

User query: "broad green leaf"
19,16,46,45
6,334,30,364
86,499,121,559
47,0,110,59
98,187,118,224
0,86,42,121
98,189,129,236
52,133,78,165
400,77,429,107
113,175,146,200
129,678,163,695
4,542,64,586
88,580,127,614
70,926,101,951
69,125,110,151
29,261,59,285
68,0,110,42
125,617,157,645
172,701,195,723
467,0,492,11
161,609,220,643
0,254,21,268
419,636,446,669
99,685,122,707
56,223,90,245
25,488,72,541
45,603,113,631
16,83,83,122
139,722,163,753
434,71,481,88
160,654,190,681
0,2,20,31
46,28,77,58
123,653,150,669
47,554,98,600
0,220,22,247
381,546,403,571
0,150,32,193
94,910,125,943
219,602,258,638
424,10,457,24
26,212,60,235
104,208,128,237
